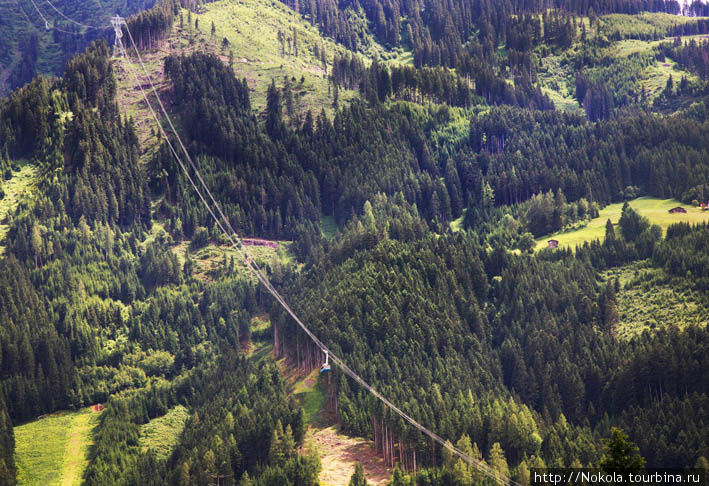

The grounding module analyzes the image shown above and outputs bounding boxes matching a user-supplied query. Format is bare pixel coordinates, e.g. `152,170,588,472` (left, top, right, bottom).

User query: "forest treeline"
330,53,554,109
0,40,320,486
83,349,318,485
155,53,709,244
270,197,709,483
465,105,709,206
657,37,709,80
154,52,477,239
2,4,709,484
287,0,684,71
0,0,156,93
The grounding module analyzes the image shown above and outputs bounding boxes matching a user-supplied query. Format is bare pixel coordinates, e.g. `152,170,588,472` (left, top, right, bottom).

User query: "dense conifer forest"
1,0,709,484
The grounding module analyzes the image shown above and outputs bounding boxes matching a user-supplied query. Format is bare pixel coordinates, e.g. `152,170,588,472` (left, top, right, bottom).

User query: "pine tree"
349,463,368,486
599,428,645,473
488,442,510,479
266,80,285,139
604,219,616,242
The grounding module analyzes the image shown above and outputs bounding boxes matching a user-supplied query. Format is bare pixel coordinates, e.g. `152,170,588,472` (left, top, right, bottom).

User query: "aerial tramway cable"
25,0,88,35
110,15,522,486
42,0,100,30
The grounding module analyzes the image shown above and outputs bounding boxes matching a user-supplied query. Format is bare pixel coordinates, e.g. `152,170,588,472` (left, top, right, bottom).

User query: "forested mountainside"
1,0,709,484
0,0,160,95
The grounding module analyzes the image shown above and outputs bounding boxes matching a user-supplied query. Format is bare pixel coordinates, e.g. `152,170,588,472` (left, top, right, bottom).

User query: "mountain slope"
0,0,155,95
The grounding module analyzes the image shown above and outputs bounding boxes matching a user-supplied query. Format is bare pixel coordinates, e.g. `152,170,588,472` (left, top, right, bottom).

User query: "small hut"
668,207,687,214
547,239,559,248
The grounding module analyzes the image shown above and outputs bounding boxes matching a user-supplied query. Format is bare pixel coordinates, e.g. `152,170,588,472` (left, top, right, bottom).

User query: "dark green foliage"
349,463,367,486
0,400,15,486
0,256,73,422
164,353,317,486
600,428,645,473
296,0,680,73
465,106,709,208
4,5,709,483
272,199,709,472
332,54,483,108
155,53,471,238
655,222,709,289
658,38,709,81
82,351,316,486
124,0,180,50
616,394,709,467
139,240,182,290
0,0,155,94
1,41,150,227
618,203,649,242
274,207,572,468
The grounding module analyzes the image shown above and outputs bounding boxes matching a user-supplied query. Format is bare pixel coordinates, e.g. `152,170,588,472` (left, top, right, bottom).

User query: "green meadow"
194,0,366,114
0,162,37,254
139,405,190,460
15,407,99,486
602,261,709,341
535,197,709,250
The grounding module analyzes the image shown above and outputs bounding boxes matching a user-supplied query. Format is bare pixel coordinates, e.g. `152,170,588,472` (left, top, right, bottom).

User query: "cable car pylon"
111,15,125,57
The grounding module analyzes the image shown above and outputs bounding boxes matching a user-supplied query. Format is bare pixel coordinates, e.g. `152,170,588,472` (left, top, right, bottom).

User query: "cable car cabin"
320,351,331,373
45,20,51,31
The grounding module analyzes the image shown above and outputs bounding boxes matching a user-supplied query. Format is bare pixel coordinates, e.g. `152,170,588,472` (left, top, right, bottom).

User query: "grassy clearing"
171,236,297,282
114,52,168,163
248,341,274,362
320,215,338,239
139,405,190,460
602,261,709,340
276,351,390,485
600,12,709,39
643,56,699,101
278,360,391,485
613,34,709,57
0,161,37,254
426,104,484,148
535,197,709,251
245,315,273,358
543,86,583,113
250,314,272,334
308,425,391,486
537,54,584,115
295,370,327,424
613,38,658,57
15,407,99,486
387,47,414,65
279,364,326,424
450,211,465,233
195,0,363,114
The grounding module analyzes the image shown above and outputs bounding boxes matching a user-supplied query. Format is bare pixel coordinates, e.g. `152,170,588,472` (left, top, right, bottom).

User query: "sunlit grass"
15,407,99,486
195,0,365,115
535,197,709,251
602,261,708,340
0,161,37,254
320,215,338,239
139,405,190,460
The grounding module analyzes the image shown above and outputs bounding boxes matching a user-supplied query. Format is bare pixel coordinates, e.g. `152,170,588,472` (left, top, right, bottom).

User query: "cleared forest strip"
278,358,392,485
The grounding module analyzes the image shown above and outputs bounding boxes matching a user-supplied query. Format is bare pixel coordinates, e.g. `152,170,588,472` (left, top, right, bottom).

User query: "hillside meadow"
535,197,709,250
